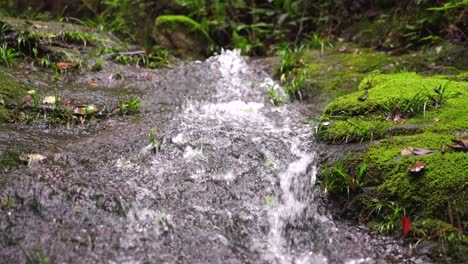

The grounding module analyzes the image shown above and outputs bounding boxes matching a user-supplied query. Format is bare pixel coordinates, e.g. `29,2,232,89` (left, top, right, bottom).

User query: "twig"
103,50,146,60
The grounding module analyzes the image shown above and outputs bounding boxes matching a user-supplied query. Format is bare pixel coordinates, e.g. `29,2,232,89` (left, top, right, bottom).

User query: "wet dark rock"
153,15,214,56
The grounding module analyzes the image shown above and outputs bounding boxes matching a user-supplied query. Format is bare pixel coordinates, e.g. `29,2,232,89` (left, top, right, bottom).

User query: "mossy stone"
318,70,468,260
153,15,213,56
0,17,125,62
0,69,28,122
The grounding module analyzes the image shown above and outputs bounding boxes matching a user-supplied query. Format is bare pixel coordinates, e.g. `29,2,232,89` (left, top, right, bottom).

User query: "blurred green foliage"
0,0,466,54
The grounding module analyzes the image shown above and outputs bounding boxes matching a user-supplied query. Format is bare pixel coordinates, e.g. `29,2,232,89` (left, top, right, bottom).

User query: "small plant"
115,70,124,80
146,129,162,155
429,81,451,108
118,96,140,115
22,246,48,264
382,91,428,119
275,45,307,100
92,57,104,71
115,54,131,65
321,161,367,198
267,86,285,106
307,32,325,49
0,43,20,67
53,88,61,110
27,90,39,112
1,198,14,209
262,195,277,207
363,196,407,235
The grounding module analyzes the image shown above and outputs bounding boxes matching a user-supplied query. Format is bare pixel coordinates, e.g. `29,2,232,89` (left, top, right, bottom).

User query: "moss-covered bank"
317,71,467,261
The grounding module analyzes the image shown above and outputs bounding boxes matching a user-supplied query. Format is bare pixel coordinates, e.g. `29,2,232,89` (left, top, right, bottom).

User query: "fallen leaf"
402,216,412,237
393,113,406,123
20,94,33,107
73,104,99,115
358,91,368,101
61,99,71,106
42,96,57,104
56,62,77,69
20,153,47,163
412,148,436,156
32,23,48,29
410,161,426,173
451,138,468,149
401,147,414,156
337,45,347,52
427,64,444,69
89,81,97,87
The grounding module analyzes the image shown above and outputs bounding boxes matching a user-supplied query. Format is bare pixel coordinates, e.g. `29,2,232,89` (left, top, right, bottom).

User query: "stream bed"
0,50,428,263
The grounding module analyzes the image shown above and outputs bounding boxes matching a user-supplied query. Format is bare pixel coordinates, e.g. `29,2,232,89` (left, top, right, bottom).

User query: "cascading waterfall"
0,50,423,263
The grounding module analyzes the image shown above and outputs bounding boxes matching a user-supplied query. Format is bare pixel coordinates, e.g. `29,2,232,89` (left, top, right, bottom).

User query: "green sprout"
27,90,39,112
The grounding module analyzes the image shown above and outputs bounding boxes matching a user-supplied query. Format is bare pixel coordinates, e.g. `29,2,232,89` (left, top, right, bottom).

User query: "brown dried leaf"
427,64,444,69
19,153,47,163
410,161,426,173
401,147,414,156
73,104,99,115
33,23,48,29
412,148,436,156
20,94,33,107
56,62,77,69
337,45,347,52
451,138,468,149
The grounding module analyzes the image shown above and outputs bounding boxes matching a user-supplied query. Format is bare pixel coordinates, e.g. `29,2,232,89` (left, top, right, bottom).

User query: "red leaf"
402,216,412,237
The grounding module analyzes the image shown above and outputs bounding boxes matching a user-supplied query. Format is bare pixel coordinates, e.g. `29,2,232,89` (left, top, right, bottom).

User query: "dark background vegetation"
0,0,466,55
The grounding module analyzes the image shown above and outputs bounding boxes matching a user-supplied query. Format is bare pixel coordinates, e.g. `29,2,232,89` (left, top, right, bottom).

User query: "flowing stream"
0,50,425,263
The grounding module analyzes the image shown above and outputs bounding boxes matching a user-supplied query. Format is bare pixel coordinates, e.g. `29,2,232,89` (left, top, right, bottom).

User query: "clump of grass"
27,90,39,112
267,85,285,106
362,196,406,235
381,91,428,119
92,57,104,71
320,161,367,199
0,43,20,67
428,81,451,108
275,45,307,100
118,96,140,115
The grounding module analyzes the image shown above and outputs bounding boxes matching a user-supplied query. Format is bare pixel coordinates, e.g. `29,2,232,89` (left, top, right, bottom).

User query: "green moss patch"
302,48,397,97
0,69,28,121
318,70,467,260
318,72,467,143
0,17,125,63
